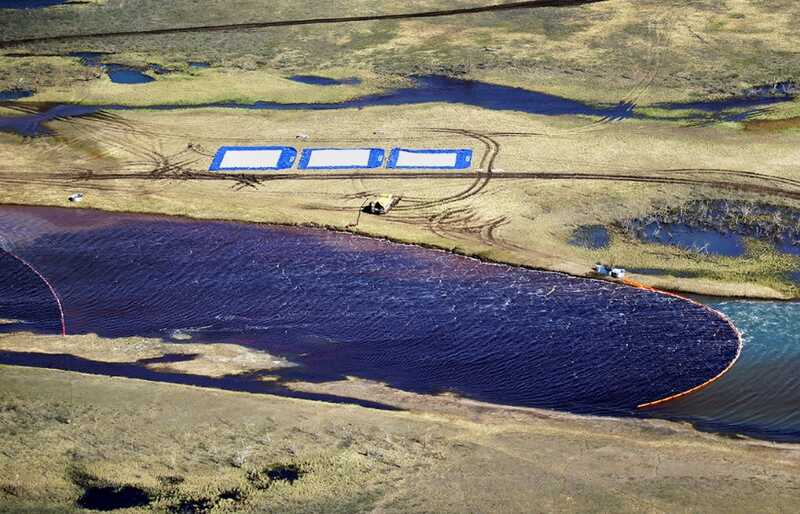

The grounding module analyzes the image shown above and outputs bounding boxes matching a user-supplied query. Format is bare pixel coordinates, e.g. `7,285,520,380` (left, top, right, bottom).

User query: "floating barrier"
0,248,66,336
387,148,473,169
298,148,385,170
209,146,297,171
622,278,744,410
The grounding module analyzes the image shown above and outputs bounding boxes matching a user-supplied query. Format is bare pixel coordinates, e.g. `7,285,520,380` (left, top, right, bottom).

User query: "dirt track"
25,168,799,200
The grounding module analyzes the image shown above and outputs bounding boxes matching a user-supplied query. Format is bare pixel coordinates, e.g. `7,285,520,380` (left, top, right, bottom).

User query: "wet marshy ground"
0,103,100,137
635,222,746,257
743,80,797,98
77,485,151,511
288,75,361,86
0,75,794,138
621,199,800,257
569,224,610,250
0,89,32,101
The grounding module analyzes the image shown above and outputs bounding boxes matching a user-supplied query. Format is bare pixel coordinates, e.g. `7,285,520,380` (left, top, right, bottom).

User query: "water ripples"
0,206,754,433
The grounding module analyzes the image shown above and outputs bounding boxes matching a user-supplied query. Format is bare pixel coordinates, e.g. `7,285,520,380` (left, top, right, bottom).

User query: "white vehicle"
610,268,626,279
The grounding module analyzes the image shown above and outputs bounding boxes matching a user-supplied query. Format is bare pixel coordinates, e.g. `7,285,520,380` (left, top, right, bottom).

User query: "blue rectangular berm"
298,148,385,170
387,148,472,169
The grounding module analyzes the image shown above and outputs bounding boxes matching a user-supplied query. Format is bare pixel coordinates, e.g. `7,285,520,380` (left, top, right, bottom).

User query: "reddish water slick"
0,206,740,424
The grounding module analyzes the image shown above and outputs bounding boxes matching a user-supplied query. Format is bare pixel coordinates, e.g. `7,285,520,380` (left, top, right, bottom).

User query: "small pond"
0,89,33,101
77,485,150,511
105,64,154,84
775,239,800,256
637,222,746,257
569,225,610,250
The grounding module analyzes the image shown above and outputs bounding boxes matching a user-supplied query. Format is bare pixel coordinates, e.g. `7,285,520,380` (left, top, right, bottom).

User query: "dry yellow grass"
1,363,800,513
26,64,389,106
2,0,798,104
1,99,798,298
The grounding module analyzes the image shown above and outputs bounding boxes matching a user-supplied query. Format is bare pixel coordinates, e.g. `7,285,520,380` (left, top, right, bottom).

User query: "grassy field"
2,363,800,513
1,3,800,511
2,0,799,104
1,99,798,298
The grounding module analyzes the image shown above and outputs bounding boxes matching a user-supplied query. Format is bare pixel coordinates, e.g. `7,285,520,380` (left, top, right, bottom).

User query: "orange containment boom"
622,278,744,410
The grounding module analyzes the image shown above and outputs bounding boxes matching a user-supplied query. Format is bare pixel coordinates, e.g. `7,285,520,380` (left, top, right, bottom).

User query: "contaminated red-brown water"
0,206,747,430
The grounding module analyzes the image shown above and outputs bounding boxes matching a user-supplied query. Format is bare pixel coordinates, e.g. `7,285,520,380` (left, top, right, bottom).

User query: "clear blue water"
289,75,362,86
105,65,154,84
651,299,800,442
0,90,33,101
569,225,610,250
0,206,738,419
638,222,746,257
188,62,210,69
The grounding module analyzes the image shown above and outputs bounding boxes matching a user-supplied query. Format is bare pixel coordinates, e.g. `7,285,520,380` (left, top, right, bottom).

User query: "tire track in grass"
11,165,800,201
396,128,497,212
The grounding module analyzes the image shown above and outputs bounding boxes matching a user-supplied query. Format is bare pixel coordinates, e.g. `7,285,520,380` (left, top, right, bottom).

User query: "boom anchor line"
1,248,67,337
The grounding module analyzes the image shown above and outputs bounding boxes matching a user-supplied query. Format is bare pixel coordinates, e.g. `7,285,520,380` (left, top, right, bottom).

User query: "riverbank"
1,0,799,298
1,363,798,513
1,98,799,299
